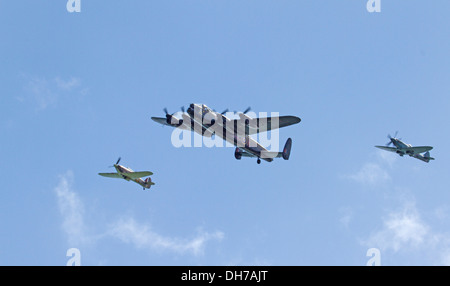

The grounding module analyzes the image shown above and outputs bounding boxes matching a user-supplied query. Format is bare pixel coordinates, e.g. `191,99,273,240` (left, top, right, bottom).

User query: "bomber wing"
234,115,301,135
151,117,173,127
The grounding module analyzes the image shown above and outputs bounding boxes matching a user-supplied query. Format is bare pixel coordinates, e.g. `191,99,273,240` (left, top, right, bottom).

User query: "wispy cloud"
344,150,395,186
363,201,429,252
21,75,83,110
338,207,354,229
23,77,57,110
347,162,390,185
109,217,224,256
54,77,80,91
54,171,89,246
362,199,450,265
376,149,397,168
54,172,224,259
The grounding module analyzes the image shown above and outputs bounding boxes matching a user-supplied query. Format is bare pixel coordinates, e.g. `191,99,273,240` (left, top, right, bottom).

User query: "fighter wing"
405,146,433,154
375,146,398,153
125,171,153,179
234,115,301,135
98,172,122,178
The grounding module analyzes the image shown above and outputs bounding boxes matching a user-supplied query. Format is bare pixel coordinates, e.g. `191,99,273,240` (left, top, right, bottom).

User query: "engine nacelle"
166,115,183,127
239,113,252,124
234,147,242,160
238,113,257,134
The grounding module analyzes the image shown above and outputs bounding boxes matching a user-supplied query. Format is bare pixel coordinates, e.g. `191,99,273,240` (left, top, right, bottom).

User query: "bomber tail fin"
281,138,292,160
260,138,293,161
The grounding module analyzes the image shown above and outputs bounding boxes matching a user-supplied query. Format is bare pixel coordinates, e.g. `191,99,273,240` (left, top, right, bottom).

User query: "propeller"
163,107,175,124
387,131,399,139
109,157,121,168
234,106,251,114
164,107,185,115
163,107,184,125
212,108,229,115
386,134,393,146
386,131,399,146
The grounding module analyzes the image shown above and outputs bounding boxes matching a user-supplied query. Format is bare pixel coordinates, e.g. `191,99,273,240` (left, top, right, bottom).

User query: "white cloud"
347,162,390,185
55,77,80,90
54,171,89,246
376,149,397,168
54,171,224,258
21,75,82,110
338,207,353,229
345,150,394,186
364,201,428,252
362,200,450,265
109,217,224,256
24,77,57,110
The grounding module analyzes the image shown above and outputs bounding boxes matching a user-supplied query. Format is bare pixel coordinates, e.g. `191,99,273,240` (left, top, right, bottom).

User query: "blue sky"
1,1,450,266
